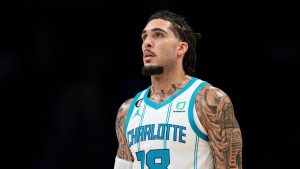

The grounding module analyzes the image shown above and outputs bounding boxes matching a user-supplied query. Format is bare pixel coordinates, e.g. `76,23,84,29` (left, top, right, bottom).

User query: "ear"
177,42,188,58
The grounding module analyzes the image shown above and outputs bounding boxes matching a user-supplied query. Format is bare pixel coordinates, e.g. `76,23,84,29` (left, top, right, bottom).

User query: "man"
114,10,242,169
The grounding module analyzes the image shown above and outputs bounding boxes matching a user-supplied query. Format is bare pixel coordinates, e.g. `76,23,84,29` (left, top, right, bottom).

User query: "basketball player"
114,10,242,169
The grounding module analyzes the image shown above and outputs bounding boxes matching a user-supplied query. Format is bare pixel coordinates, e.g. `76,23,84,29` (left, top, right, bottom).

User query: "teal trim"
188,81,209,141
124,92,142,134
144,77,197,109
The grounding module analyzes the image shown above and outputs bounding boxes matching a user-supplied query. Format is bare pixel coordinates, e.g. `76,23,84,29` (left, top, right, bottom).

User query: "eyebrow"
141,28,168,36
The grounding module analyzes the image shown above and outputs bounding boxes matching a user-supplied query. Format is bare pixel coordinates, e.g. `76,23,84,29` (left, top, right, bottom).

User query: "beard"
141,65,164,76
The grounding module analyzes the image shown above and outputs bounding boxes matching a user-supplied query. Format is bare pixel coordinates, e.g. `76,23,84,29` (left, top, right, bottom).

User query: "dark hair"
148,10,201,75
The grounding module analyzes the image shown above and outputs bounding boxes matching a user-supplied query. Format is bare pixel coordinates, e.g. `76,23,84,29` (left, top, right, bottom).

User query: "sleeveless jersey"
124,78,213,169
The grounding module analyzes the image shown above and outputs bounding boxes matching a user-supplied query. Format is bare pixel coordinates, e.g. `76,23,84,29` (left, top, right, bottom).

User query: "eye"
154,32,164,38
142,34,147,41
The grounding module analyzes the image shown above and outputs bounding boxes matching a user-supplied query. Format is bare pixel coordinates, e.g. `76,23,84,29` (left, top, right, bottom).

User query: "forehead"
143,19,173,33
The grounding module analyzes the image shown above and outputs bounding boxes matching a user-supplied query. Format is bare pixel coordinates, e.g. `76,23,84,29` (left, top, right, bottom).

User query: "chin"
141,65,164,76
144,63,157,67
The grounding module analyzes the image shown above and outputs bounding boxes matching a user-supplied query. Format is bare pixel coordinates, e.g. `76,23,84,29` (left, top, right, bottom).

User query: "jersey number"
136,149,170,169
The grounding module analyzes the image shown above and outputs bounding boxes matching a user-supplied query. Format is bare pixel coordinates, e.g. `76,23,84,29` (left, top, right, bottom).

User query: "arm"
115,98,134,161
196,85,243,169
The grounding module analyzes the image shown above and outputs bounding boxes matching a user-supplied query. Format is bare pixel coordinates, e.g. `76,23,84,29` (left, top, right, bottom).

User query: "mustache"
144,49,155,54
141,66,163,76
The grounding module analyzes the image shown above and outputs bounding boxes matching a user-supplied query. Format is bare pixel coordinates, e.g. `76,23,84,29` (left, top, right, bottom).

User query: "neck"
151,61,188,90
151,72,187,91
149,67,191,103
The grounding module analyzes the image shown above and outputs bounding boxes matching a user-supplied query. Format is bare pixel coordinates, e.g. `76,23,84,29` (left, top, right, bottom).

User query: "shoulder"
116,98,134,119
194,83,235,127
196,83,231,106
115,89,146,124
196,80,229,101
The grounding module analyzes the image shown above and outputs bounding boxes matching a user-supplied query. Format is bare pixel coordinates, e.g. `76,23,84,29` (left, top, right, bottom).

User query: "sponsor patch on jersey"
173,101,186,113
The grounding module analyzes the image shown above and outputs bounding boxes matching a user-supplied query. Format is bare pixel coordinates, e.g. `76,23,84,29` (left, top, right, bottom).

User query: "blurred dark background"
1,0,299,169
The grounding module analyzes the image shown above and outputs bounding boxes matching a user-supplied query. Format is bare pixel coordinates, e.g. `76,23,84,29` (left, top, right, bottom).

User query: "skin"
115,18,242,168
115,98,134,161
141,19,188,90
196,85,242,169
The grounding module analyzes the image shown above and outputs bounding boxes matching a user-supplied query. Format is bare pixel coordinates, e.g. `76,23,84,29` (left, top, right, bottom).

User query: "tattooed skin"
196,84,243,169
115,98,134,161
115,77,242,168
149,76,191,103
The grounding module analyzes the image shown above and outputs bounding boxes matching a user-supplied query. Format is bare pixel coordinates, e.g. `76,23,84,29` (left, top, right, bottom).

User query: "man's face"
141,19,181,70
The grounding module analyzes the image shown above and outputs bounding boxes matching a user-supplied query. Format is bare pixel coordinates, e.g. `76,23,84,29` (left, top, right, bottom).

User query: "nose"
143,37,153,49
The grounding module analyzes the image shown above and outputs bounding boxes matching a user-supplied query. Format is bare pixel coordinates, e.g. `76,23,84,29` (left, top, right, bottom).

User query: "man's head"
141,10,201,76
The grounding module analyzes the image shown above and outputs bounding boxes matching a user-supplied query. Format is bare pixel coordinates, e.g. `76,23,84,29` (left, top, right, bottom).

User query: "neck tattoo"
149,77,189,104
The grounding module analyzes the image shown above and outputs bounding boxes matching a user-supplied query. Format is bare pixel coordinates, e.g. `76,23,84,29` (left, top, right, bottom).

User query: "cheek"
163,45,178,58
159,41,173,50
159,50,177,65
156,41,178,62
141,43,145,51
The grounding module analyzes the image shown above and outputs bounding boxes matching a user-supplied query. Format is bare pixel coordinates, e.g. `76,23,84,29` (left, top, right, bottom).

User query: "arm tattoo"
115,99,134,161
196,85,243,169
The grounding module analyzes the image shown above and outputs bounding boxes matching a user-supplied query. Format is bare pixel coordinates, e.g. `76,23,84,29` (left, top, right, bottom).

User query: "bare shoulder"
116,98,133,122
195,83,239,129
198,84,230,105
196,83,234,111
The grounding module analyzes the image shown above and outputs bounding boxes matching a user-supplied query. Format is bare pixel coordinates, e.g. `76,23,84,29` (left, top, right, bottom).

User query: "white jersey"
124,78,213,169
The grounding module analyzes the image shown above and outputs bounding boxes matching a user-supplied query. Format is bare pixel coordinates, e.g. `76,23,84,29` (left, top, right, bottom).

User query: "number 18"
136,149,170,169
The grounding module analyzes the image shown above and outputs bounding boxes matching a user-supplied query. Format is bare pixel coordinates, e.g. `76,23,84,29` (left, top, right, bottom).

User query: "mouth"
143,50,156,62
